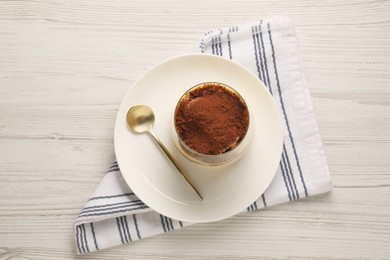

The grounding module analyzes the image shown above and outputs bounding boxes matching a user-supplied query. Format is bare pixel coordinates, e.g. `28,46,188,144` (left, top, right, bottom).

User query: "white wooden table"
1,1,389,259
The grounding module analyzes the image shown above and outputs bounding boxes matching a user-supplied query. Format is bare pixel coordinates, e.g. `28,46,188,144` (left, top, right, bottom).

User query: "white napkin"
74,16,332,254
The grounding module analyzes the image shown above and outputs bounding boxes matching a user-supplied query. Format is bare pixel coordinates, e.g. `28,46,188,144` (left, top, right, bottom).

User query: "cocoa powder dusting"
174,83,249,155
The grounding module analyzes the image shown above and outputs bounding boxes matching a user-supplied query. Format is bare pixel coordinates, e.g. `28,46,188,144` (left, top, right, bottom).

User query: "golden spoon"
126,105,203,200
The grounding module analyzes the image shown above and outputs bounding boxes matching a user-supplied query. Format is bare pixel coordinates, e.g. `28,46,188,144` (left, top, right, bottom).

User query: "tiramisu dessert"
174,82,250,164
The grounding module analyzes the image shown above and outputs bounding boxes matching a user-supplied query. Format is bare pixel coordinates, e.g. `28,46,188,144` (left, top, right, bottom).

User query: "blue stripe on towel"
123,216,132,242
116,217,125,244
133,214,141,239
88,192,135,201
79,201,146,216
81,224,90,253
81,200,145,213
76,225,82,253
267,22,308,197
79,205,149,218
159,214,167,232
90,223,99,250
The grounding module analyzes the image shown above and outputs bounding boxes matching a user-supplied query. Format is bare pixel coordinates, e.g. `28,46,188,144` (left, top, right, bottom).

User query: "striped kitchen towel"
74,16,332,254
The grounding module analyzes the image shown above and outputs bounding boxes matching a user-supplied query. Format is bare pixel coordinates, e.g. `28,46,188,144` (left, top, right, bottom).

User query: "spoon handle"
148,130,203,200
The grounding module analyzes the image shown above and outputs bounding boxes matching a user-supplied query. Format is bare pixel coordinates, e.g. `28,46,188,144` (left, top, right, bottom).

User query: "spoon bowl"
126,105,155,133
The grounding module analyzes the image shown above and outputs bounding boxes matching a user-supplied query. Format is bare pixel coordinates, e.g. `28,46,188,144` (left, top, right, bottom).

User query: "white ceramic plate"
114,54,283,223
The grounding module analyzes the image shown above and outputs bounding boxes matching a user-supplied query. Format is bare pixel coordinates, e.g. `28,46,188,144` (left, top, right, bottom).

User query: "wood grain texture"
0,0,389,259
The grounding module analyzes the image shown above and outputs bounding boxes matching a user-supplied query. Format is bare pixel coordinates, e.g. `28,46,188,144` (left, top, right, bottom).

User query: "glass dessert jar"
172,82,254,166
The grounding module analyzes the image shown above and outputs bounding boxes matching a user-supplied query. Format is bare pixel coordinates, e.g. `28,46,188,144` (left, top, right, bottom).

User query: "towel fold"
74,16,332,254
